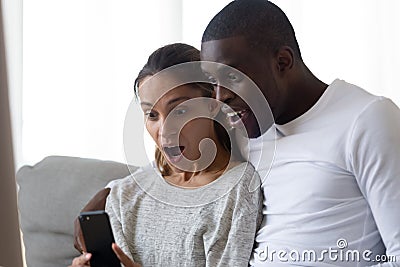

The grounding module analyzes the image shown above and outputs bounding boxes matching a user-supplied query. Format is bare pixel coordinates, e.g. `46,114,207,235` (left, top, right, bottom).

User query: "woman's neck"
164,138,235,188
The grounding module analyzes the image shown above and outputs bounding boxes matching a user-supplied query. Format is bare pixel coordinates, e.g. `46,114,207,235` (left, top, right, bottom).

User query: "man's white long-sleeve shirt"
249,79,400,266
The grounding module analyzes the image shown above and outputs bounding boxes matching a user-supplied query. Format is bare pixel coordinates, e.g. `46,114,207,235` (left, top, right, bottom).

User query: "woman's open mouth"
163,145,185,163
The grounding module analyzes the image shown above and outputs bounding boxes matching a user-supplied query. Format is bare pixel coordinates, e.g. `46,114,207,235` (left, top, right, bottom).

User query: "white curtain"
0,0,23,265
3,0,22,169
18,0,400,168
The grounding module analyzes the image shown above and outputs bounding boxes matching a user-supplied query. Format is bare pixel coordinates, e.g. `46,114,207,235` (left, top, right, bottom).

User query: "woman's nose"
159,119,178,142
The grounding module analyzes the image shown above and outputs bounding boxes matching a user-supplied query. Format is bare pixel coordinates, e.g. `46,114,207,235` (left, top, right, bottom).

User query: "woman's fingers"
112,243,141,267
69,245,141,267
69,253,91,267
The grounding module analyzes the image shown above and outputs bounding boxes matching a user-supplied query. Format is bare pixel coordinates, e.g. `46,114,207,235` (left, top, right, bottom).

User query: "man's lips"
225,108,250,127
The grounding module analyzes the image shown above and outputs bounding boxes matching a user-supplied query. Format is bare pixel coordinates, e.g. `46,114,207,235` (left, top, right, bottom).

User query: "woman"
70,43,262,267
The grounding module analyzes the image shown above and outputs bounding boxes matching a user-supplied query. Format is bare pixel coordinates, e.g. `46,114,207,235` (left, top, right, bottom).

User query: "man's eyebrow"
221,63,240,73
203,66,236,78
209,62,240,76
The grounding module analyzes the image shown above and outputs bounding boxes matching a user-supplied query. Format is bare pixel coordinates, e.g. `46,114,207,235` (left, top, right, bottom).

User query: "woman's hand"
74,188,110,253
68,243,141,267
68,253,91,267
112,243,141,267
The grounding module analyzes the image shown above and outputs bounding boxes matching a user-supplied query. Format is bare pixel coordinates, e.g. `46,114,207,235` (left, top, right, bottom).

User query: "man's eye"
227,72,240,82
208,76,217,85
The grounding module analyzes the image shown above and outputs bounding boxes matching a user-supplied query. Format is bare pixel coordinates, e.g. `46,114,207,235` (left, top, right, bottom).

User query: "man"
200,0,400,266
74,1,400,266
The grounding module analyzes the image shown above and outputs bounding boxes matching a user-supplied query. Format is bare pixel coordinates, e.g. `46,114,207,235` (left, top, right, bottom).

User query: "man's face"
200,36,278,138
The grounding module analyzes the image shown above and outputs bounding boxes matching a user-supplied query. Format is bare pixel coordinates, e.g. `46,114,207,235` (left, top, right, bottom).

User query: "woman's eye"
144,111,157,119
172,108,187,116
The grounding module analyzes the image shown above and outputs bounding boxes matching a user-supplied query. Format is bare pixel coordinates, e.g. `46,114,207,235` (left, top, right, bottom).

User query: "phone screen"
79,210,121,267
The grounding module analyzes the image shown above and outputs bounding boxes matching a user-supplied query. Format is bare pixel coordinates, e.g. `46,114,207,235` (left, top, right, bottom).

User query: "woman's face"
138,76,217,172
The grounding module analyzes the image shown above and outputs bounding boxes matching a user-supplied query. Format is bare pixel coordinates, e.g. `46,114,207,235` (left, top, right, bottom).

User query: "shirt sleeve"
204,167,263,267
349,97,400,266
105,178,124,189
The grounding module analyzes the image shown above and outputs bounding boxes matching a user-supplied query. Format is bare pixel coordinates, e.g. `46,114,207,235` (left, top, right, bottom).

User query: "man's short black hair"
202,0,302,60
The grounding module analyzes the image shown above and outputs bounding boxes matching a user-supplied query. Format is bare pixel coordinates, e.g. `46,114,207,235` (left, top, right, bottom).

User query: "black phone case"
79,210,121,267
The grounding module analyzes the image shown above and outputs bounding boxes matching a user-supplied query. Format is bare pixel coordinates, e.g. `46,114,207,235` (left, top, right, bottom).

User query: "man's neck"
276,67,327,125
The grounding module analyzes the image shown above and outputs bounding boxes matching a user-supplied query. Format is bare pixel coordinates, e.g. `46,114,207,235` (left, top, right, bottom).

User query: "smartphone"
79,210,121,267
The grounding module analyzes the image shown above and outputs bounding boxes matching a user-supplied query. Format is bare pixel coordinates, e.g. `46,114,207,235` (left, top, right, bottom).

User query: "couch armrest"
17,156,136,267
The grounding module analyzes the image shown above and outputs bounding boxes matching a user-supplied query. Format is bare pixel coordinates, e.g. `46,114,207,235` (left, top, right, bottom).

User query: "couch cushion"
17,156,135,267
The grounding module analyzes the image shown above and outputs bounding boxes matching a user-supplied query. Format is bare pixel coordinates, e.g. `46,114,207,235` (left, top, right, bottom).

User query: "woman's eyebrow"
166,96,191,106
140,102,153,107
140,96,192,108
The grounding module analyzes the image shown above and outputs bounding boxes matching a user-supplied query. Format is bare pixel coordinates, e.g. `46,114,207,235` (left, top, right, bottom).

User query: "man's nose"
215,85,235,103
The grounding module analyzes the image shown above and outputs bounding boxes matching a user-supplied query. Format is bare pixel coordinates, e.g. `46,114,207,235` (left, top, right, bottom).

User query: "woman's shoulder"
222,161,261,195
200,162,261,218
224,161,257,179
106,165,159,209
108,163,157,192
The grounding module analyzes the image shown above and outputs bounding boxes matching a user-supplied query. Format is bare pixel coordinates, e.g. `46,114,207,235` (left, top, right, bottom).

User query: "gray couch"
17,156,136,267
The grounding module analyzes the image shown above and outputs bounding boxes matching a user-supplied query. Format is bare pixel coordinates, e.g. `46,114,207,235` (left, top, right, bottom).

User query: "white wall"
272,0,400,104
23,0,183,167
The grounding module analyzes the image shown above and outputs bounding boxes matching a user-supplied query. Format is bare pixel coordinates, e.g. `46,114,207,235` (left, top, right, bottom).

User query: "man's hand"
74,188,111,252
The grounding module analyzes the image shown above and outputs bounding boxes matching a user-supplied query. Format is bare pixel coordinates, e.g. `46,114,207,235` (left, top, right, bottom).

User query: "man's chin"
232,116,261,139
245,125,261,139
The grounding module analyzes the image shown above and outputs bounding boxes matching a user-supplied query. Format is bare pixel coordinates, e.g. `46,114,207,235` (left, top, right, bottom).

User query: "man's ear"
276,46,294,73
